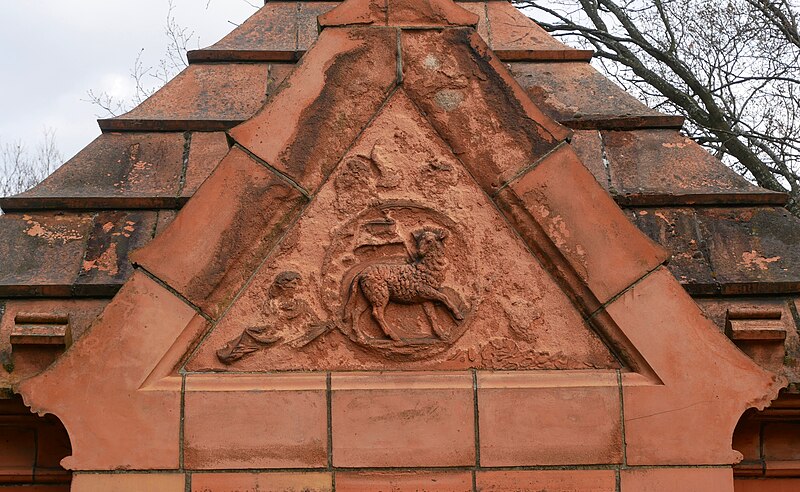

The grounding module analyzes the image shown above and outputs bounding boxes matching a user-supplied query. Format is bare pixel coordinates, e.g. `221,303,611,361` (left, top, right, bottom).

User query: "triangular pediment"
188,91,619,371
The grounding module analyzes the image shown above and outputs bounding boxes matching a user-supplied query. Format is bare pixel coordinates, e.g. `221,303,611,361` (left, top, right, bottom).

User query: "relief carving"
217,271,326,364
217,202,479,364
345,227,464,342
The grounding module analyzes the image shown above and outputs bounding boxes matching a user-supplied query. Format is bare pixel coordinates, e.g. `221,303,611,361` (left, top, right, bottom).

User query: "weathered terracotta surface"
298,4,339,50
627,207,716,289
694,207,800,294
476,469,617,492
331,372,475,467
71,473,185,492
184,374,327,469
15,133,185,202
201,2,298,52
485,0,576,51
478,371,622,466
503,143,669,304
183,132,230,197
0,211,159,297
319,0,478,27
402,28,568,194
230,27,397,193
191,472,332,492
696,298,799,382
569,130,609,188
18,272,196,470
113,64,269,123
188,91,617,371
620,467,734,491
609,268,783,465
336,471,472,491
510,62,666,125
131,146,307,318
604,130,779,202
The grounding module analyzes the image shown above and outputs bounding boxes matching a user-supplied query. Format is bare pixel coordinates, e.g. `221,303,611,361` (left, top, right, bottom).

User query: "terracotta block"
116,64,269,123
603,130,768,199
402,28,567,195
17,133,186,201
183,132,230,197
611,268,782,465
387,0,478,27
478,371,622,466
298,3,338,50
510,63,664,125
457,2,490,43
71,473,185,492
734,479,800,492
18,272,195,470
230,27,397,193
191,472,332,492
184,374,328,469
336,471,472,492
620,467,733,491
569,129,609,189
203,2,298,51
331,372,475,467
130,146,307,319
506,143,669,303
477,469,617,492
486,1,574,51
628,207,717,290
694,207,800,295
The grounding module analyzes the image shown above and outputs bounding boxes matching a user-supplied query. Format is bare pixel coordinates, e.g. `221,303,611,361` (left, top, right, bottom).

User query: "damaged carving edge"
217,221,472,364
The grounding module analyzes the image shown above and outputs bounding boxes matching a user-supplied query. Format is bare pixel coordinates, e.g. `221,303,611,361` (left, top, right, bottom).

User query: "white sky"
0,1,259,161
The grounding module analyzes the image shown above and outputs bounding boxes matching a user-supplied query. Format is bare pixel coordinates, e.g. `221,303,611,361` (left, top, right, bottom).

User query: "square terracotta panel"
477,371,622,466
71,473,185,492
477,469,617,492
336,471,473,491
331,372,475,467
184,374,328,469
619,467,733,491
191,472,332,492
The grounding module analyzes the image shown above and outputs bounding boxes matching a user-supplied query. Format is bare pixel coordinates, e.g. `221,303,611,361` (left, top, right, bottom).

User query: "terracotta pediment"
16,0,784,481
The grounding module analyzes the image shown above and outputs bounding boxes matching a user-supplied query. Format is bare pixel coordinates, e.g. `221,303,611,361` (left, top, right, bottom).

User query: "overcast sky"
0,1,259,162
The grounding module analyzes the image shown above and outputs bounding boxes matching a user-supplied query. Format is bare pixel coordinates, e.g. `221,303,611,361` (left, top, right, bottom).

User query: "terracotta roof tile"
298,3,339,50
3,133,186,211
99,64,269,132
509,62,680,129
0,211,159,297
603,130,787,206
202,2,299,52
627,208,716,290
695,207,800,295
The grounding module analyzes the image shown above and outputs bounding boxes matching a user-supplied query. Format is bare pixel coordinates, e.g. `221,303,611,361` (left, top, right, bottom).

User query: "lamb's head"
413,227,449,256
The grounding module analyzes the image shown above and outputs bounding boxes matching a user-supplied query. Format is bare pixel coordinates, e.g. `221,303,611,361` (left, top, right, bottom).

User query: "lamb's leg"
419,285,464,321
361,279,403,341
423,301,448,340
